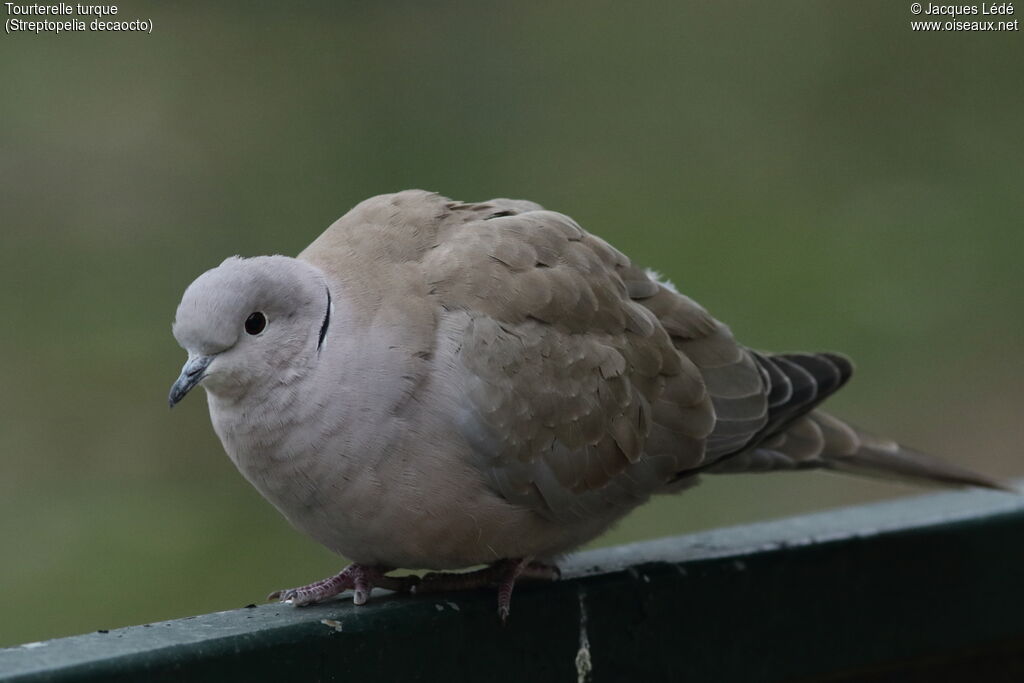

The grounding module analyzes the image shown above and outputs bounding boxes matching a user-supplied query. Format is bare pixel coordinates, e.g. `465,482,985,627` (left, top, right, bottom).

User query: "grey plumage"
170,190,1008,579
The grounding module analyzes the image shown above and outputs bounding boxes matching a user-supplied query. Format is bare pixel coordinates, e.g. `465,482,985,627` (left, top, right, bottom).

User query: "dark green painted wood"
3,488,1023,682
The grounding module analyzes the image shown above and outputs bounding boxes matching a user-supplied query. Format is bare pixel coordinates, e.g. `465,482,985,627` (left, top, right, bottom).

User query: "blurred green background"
2,1,1022,646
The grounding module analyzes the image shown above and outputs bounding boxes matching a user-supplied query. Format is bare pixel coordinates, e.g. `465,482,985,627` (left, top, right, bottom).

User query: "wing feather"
420,200,714,520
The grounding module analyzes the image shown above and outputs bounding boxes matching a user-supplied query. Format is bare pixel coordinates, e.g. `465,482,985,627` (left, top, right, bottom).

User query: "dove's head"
169,255,332,406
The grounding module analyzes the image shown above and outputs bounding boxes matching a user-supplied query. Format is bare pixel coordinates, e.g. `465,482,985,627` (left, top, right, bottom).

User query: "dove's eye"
244,312,267,335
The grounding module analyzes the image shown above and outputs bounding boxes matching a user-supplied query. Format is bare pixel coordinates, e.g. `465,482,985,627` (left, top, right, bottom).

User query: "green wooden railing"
3,488,1024,682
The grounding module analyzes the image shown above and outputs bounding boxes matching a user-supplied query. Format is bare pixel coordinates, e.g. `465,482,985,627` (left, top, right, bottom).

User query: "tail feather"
706,410,1013,493
823,427,1013,492
695,348,1009,493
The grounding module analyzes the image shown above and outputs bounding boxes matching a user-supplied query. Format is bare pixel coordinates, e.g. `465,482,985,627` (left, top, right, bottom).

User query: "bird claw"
414,558,560,622
269,564,389,606
269,559,558,621
267,583,342,606
269,564,419,607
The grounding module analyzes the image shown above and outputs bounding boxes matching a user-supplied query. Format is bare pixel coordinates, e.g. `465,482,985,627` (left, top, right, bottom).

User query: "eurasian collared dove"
169,190,1006,619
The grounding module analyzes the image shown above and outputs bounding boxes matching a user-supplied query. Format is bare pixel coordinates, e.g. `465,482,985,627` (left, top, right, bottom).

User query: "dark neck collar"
317,288,331,352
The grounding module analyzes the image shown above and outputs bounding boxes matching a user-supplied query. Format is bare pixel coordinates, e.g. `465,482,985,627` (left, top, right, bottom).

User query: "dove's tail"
699,349,1012,492
813,414,1013,492
711,409,1014,492
809,412,1013,491
704,409,1012,491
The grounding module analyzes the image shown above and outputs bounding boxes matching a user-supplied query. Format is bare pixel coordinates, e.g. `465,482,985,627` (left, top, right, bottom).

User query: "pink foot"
415,558,560,622
268,564,417,606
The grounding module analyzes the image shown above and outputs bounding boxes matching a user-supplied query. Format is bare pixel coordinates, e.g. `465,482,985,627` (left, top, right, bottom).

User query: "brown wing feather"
420,199,717,520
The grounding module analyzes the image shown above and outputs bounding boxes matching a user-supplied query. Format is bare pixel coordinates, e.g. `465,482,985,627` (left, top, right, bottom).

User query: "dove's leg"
495,559,526,622
268,564,417,606
416,558,561,621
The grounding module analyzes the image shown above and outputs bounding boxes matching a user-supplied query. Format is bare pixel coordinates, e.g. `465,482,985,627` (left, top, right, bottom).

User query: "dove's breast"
204,317,605,570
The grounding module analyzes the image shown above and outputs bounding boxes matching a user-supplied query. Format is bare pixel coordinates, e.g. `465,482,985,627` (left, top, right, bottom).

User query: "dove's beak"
168,355,214,407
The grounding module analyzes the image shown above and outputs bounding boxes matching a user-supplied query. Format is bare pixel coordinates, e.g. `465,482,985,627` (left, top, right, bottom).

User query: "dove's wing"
416,197,785,521
300,191,820,521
